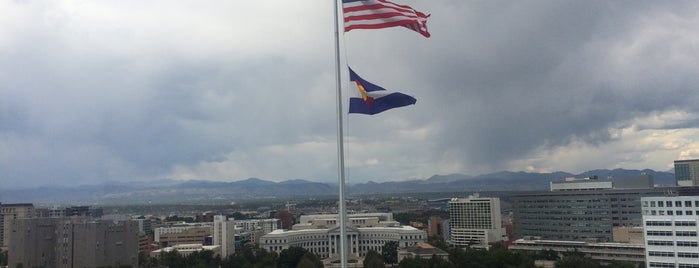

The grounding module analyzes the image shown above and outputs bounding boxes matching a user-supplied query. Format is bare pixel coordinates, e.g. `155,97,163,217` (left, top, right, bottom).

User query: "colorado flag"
348,67,416,115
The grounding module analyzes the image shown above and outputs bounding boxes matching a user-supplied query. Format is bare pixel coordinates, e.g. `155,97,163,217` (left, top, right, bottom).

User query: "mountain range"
0,169,675,205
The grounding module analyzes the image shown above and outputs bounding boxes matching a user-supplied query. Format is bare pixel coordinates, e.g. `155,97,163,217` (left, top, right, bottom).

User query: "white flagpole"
332,0,349,267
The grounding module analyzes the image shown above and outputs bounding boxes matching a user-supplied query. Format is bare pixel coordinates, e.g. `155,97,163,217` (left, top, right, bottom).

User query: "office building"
235,218,280,234
213,215,235,258
642,196,699,268
448,194,506,247
7,217,139,268
154,224,212,247
512,178,667,241
675,159,699,186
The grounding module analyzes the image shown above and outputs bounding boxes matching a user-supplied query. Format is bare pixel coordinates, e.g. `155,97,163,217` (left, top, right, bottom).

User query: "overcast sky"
2,1,699,189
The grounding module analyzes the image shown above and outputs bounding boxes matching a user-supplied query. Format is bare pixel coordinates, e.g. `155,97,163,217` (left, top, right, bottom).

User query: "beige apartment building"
0,203,34,249
8,217,139,268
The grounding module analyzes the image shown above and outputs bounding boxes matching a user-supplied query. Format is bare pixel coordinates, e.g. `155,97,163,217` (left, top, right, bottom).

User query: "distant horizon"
0,167,675,191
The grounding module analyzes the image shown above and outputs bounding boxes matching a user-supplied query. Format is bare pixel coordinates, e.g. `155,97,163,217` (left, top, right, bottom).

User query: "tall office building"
8,218,139,268
213,215,235,258
512,174,668,242
448,194,506,247
675,159,699,186
642,196,699,268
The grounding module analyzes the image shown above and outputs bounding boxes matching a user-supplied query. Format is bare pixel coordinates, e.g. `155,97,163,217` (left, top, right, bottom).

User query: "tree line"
138,241,639,268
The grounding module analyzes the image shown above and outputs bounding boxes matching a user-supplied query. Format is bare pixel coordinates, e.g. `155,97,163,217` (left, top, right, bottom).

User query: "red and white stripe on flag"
342,0,430,38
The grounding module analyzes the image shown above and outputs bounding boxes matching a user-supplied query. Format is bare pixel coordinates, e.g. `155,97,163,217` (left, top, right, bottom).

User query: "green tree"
364,250,386,268
278,246,309,268
397,257,427,268
554,252,600,268
537,249,560,261
226,245,278,268
382,241,399,265
427,236,450,251
0,250,7,266
296,252,323,268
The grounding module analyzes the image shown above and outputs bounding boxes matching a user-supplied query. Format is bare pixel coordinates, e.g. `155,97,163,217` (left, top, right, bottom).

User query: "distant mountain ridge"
0,169,675,204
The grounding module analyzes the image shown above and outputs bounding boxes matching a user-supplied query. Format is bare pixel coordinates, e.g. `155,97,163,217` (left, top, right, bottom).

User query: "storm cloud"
2,1,699,188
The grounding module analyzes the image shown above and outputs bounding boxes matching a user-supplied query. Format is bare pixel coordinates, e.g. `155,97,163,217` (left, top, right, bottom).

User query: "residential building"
675,159,699,186
213,215,235,258
427,215,445,238
7,217,139,268
642,196,699,268
0,203,34,249
448,194,506,247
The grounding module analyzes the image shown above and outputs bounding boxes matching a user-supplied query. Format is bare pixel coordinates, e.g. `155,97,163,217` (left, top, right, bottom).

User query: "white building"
235,218,280,233
550,177,613,191
150,243,221,259
213,215,236,258
259,213,426,259
448,194,506,247
642,196,699,268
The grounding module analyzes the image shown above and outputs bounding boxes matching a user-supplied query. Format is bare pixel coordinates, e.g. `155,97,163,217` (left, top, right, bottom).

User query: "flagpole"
332,0,349,267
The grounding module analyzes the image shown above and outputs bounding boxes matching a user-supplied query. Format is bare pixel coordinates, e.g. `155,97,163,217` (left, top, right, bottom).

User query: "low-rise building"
260,213,426,260
509,238,646,265
150,243,221,259
397,242,449,262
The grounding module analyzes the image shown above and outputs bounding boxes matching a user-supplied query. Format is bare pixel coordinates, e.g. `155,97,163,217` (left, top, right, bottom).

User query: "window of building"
676,231,698,237
650,262,674,268
648,240,674,246
678,252,699,258
648,251,675,257
686,201,693,207
676,241,698,247
667,201,673,207
677,201,683,207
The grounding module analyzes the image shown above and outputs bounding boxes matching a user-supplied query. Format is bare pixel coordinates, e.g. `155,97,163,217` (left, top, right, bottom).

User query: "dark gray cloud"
2,1,699,188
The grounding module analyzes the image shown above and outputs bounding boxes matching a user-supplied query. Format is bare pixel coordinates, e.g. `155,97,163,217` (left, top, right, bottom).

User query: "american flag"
342,0,430,38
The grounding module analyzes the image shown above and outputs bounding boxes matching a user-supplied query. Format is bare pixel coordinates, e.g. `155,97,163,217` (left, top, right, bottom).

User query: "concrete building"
154,224,212,247
397,242,449,262
293,213,399,230
675,159,699,186
510,238,646,265
260,213,426,260
7,217,139,268
0,203,34,249
448,194,506,247
235,218,280,234
213,215,235,258
151,243,221,259
512,185,667,241
642,196,699,268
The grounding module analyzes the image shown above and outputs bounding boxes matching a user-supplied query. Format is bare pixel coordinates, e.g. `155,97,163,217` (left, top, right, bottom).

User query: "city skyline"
2,1,699,188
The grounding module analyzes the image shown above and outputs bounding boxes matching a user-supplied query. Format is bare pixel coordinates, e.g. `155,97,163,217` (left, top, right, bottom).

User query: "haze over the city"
2,1,699,188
